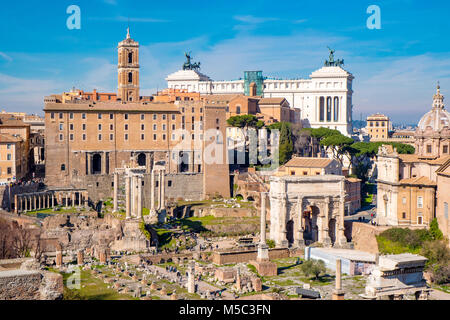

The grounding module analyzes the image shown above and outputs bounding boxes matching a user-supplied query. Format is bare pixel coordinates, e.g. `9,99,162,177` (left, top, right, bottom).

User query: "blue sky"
1,0,450,124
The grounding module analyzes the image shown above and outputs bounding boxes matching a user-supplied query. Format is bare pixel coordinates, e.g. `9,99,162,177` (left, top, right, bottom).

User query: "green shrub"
429,218,444,240
266,239,275,249
301,259,326,280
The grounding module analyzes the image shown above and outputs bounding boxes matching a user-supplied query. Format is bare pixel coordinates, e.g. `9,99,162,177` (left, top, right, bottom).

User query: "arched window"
128,52,133,64
326,97,332,122
319,97,325,121
333,97,339,121
128,72,133,83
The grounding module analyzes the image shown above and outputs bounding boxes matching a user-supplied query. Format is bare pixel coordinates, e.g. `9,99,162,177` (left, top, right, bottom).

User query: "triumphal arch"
269,175,348,248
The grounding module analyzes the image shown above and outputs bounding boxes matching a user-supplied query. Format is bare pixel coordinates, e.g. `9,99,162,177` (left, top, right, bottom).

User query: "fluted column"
260,192,267,244
150,169,155,214
297,196,305,247
137,176,142,219
160,169,166,210
125,175,131,219
113,172,118,212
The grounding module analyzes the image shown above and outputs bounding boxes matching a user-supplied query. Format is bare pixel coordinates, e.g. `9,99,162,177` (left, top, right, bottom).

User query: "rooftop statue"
183,51,201,71
324,47,344,67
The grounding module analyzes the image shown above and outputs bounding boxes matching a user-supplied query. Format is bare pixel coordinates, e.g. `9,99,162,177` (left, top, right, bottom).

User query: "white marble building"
166,54,354,136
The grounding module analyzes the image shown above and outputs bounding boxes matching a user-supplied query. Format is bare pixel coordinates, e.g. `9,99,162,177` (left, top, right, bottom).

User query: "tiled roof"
399,176,436,186
258,98,286,105
44,101,180,112
398,154,450,165
0,133,22,143
284,157,333,168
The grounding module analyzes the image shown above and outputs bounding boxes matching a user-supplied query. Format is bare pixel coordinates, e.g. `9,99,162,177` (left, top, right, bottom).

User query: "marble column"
72,192,76,207
14,194,18,214
125,175,131,219
137,176,142,219
322,197,332,246
280,196,288,247
24,196,27,212
160,169,166,210
150,169,156,214
296,196,305,247
84,192,89,209
33,196,36,211
337,196,347,246
113,172,118,212
157,170,162,211
187,261,195,294
257,192,269,261
51,194,55,207
332,258,345,300
65,193,68,208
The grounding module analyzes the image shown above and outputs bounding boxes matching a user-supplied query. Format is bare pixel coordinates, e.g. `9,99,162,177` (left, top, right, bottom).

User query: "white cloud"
233,15,279,24
1,30,449,124
0,52,12,62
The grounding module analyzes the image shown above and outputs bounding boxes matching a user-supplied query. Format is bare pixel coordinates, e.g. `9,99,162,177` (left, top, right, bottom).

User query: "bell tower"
118,28,140,102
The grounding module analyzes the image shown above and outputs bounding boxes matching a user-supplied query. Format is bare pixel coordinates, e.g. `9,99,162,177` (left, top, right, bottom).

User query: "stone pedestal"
257,243,269,262
56,251,63,268
332,289,345,300
77,250,84,266
251,277,262,292
249,260,278,277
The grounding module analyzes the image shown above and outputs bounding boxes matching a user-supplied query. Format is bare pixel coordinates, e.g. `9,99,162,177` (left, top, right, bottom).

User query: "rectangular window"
402,212,406,219
70,134,74,141
7,144,11,149
141,114,145,120
162,124,166,130
7,167,11,175
82,113,86,119
69,113,74,119
163,134,166,140
417,216,423,225
153,134,157,140
168,180,172,187
172,124,175,130
110,134,114,141
124,134,128,140
162,114,166,120
172,114,176,120
417,196,423,208
82,124,86,131
69,123,74,130
98,113,102,119
59,113,63,119
141,134,145,140
171,133,176,140
98,134,102,141
59,134,63,141
98,124,102,130
110,124,113,131
59,123,63,131
153,124,157,131
444,145,449,154
125,124,128,130
427,145,432,153
125,113,129,120
51,112,55,119
109,113,114,120
141,124,145,130
7,154,11,160
153,114,157,120
82,134,86,141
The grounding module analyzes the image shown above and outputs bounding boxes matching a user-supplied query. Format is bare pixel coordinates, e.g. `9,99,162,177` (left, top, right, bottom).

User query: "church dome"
417,84,450,131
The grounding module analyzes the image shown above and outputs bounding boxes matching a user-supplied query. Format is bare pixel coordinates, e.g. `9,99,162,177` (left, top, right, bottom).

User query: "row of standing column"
14,191,88,213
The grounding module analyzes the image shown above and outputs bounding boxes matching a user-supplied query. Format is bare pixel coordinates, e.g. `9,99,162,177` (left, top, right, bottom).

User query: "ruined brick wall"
348,222,389,254
0,270,42,300
69,171,204,204
212,248,290,265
